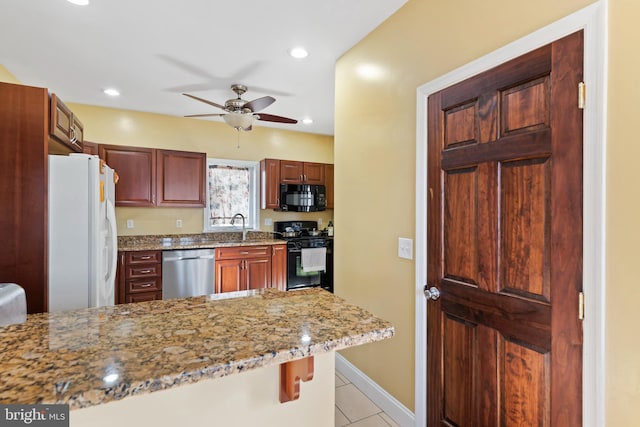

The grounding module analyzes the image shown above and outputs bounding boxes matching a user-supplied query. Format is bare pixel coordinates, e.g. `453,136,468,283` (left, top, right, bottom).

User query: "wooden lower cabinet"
215,246,271,293
271,244,287,291
117,250,163,304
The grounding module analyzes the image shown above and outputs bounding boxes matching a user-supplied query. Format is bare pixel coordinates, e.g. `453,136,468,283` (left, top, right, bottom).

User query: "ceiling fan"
183,84,297,131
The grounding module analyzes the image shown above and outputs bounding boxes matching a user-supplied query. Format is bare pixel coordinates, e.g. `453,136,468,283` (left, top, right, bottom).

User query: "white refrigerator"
48,153,118,312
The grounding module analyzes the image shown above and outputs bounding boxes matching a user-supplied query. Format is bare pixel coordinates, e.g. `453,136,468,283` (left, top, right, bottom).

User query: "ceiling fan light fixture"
223,112,255,131
289,47,308,59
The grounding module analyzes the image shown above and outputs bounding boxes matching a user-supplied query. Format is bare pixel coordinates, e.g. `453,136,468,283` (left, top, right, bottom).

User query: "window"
203,158,260,232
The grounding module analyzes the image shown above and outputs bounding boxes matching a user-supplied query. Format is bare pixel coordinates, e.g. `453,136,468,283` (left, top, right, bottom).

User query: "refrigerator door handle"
104,199,118,302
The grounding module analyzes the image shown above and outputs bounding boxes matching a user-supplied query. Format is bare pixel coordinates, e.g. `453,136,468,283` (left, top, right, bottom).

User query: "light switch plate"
398,237,413,260
176,219,183,228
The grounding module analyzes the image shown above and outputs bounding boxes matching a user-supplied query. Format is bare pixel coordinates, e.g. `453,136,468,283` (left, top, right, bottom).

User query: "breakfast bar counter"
0,288,393,415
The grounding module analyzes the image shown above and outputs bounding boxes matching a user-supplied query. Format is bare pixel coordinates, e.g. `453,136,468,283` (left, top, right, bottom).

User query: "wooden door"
302,162,325,185
426,32,583,426
260,158,281,209
156,149,206,207
271,244,288,291
99,145,156,207
245,257,271,290
280,160,304,184
215,259,243,293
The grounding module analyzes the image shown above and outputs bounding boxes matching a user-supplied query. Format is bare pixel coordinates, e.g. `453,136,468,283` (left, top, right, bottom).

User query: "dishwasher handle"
164,254,215,262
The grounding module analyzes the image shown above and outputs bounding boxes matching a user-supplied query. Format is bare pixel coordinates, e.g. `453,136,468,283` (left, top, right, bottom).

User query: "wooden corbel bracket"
279,356,314,403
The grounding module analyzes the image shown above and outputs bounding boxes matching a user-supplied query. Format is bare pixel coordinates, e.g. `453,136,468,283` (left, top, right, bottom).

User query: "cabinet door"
303,162,325,185
125,291,162,303
260,158,280,209
280,160,304,184
99,145,156,207
216,259,243,293
245,257,272,290
82,141,99,155
156,149,206,207
324,164,334,209
271,244,287,291
50,93,82,153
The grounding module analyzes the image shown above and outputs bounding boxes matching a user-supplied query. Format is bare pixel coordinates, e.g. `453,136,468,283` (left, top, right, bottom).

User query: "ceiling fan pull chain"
236,129,241,149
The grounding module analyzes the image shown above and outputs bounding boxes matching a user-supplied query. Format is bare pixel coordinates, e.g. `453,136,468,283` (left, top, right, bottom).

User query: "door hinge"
578,291,585,320
578,82,586,109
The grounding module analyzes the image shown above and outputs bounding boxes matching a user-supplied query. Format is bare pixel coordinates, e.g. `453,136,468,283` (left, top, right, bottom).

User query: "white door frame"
414,2,607,425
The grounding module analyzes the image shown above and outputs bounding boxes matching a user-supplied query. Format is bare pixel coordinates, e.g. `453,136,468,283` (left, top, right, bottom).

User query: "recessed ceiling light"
289,47,308,59
67,0,90,5
302,118,313,125
103,88,120,97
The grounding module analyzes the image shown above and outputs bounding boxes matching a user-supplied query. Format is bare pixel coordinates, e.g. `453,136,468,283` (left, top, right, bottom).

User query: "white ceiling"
0,0,407,135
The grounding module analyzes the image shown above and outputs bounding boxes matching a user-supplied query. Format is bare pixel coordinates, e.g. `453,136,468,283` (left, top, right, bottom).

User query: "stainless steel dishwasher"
162,249,215,300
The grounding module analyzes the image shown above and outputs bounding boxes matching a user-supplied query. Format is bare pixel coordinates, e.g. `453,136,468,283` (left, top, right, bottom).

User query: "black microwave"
279,184,326,212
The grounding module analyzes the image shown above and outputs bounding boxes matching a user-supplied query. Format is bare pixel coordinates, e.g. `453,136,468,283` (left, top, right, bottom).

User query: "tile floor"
334,370,400,427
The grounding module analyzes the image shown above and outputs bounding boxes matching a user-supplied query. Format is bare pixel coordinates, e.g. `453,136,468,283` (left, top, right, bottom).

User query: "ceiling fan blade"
256,113,298,124
183,93,226,110
243,96,275,112
184,113,225,118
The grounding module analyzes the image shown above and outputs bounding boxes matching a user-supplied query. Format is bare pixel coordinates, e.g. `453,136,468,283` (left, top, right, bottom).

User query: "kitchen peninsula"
0,288,393,426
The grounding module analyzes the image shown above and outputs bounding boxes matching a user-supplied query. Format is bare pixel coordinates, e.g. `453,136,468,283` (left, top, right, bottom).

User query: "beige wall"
334,0,640,423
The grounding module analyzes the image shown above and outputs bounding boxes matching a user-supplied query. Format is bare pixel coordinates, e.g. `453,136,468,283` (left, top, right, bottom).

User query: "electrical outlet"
126,219,134,229
264,218,273,226
398,237,413,260
317,218,323,226
176,219,183,228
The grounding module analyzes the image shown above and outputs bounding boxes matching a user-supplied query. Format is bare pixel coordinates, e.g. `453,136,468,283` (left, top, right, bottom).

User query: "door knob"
423,285,440,301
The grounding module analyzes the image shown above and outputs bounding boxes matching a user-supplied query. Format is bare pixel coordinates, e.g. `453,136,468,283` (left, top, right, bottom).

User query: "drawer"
126,277,162,293
126,264,162,279
126,251,161,265
125,291,162,304
215,246,271,260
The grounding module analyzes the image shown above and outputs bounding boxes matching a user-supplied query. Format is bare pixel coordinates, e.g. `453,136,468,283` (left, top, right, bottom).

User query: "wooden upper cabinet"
156,149,206,207
260,158,280,209
82,141,99,155
324,164,334,209
49,93,83,153
99,145,156,207
280,160,325,185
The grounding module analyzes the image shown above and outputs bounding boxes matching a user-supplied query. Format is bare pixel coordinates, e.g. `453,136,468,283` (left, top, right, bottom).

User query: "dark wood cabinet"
271,244,287,291
156,149,206,207
0,82,49,313
261,158,333,210
99,145,157,207
82,140,99,155
49,93,83,153
260,158,280,209
324,164,334,209
280,160,325,185
215,246,272,293
117,250,163,304
98,144,206,208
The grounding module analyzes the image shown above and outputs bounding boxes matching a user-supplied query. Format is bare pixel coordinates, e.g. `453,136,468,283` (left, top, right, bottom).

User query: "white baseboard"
335,353,415,427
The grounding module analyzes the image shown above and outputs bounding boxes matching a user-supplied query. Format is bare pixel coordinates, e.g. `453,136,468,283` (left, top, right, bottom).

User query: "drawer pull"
139,283,153,288
139,269,152,274
240,251,250,255
139,256,151,260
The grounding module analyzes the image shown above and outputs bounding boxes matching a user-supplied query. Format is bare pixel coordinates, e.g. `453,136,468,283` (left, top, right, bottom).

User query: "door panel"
427,31,583,426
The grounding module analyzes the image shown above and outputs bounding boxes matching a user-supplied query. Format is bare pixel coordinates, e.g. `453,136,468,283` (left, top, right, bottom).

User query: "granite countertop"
118,232,287,251
0,288,393,409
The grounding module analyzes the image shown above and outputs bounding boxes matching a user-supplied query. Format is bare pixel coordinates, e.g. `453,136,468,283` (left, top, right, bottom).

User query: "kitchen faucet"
231,213,247,241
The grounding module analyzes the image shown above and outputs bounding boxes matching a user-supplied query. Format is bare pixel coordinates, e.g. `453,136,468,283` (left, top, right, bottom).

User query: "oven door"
286,244,333,292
